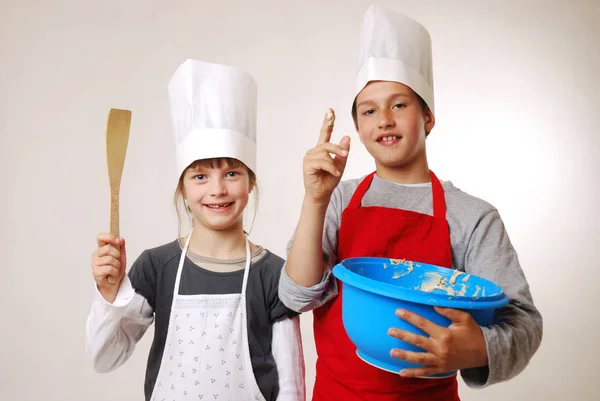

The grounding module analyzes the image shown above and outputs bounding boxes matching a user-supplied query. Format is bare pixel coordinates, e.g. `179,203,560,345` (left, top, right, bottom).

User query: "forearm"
285,197,329,287
462,301,542,387
272,316,306,401
461,210,543,387
85,277,154,373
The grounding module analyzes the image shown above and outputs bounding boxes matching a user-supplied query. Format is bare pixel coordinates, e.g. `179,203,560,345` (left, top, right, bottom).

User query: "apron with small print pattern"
150,232,265,401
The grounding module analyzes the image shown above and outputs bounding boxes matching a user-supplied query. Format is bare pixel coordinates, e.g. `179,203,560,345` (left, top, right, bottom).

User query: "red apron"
312,171,460,401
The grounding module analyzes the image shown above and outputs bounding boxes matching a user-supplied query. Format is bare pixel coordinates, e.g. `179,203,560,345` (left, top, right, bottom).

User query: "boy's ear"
424,107,435,134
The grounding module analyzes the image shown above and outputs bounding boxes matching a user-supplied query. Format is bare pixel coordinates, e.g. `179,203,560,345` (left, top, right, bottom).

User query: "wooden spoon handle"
105,108,131,285
110,190,121,238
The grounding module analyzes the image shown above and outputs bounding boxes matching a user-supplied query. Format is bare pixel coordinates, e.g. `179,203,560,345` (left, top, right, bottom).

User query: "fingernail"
400,370,408,377
341,150,348,156
396,309,406,317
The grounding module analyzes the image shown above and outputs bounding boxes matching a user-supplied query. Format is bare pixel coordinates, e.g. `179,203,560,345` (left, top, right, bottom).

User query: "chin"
383,159,411,168
200,217,243,232
373,148,423,169
372,154,409,168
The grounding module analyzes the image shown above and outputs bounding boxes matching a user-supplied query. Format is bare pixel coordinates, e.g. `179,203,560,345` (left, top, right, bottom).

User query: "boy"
279,5,542,401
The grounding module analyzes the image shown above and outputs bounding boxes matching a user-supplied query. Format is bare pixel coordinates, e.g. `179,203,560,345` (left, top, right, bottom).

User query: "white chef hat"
168,59,258,179
355,5,435,115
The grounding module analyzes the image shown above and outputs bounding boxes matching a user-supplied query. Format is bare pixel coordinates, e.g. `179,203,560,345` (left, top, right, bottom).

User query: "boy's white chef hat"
355,5,435,114
168,59,258,179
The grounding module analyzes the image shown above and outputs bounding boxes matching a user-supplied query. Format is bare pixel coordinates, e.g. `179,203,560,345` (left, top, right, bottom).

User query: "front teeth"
380,136,399,142
207,203,231,209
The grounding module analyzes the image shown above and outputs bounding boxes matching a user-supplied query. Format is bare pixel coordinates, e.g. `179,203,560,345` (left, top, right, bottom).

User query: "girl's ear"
246,168,255,193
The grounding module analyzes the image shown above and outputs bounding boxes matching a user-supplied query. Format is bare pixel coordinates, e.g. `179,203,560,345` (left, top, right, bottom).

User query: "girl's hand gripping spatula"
105,108,131,285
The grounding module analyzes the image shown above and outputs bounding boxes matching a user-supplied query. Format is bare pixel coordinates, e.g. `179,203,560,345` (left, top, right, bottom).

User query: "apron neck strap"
430,170,446,219
347,170,447,219
240,238,252,295
347,172,376,209
174,232,253,297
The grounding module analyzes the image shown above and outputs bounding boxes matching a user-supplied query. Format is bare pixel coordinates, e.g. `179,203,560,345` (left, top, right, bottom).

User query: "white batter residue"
389,259,415,279
325,108,335,127
449,270,463,285
447,284,467,297
392,265,414,280
420,272,446,292
420,272,469,296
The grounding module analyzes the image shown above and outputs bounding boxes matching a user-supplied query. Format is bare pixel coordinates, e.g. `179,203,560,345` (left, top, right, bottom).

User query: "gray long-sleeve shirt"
279,174,542,388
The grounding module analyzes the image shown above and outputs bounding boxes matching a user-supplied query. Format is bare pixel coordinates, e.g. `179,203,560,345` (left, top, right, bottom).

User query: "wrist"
302,194,331,210
473,327,489,367
98,285,118,304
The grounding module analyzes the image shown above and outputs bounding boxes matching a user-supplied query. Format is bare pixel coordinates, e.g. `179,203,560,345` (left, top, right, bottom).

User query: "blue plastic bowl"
332,257,509,378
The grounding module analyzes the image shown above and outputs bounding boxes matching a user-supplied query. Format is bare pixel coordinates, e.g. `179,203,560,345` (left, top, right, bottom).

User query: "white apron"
150,233,266,401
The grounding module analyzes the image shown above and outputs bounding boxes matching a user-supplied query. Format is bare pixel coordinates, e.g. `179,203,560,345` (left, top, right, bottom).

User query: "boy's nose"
377,109,395,129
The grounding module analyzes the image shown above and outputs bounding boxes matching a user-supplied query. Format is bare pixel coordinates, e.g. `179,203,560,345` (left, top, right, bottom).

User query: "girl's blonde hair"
174,157,259,243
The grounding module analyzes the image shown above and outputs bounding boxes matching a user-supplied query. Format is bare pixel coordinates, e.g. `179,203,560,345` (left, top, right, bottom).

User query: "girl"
86,59,305,401
279,5,542,401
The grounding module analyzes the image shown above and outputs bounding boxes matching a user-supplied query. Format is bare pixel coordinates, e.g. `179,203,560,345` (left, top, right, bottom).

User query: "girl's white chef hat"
168,59,258,178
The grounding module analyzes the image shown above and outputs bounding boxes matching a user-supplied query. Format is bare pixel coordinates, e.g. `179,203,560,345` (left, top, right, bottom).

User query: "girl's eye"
362,109,375,116
226,171,239,178
194,174,206,180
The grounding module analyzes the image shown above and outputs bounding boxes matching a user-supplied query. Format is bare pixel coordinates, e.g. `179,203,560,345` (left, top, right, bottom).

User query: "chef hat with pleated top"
168,59,258,179
355,5,435,115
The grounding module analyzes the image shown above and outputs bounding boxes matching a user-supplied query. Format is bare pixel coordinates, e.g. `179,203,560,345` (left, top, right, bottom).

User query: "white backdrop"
1,0,598,400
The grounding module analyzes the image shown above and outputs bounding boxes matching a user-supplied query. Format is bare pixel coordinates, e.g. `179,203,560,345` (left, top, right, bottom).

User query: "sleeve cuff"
94,275,136,310
460,325,494,388
279,266,335,313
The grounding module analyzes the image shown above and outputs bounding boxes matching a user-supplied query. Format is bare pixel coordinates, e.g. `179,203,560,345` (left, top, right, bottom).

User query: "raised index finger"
317,108,336,145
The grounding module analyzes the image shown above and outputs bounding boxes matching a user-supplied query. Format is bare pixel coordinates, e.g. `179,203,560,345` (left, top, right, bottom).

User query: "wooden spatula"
105,108,131,285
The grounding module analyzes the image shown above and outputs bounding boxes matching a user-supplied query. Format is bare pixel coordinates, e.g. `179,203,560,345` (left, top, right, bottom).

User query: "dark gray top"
128,240,297,401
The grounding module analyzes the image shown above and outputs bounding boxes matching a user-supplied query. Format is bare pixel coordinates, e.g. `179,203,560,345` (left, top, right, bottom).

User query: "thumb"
339,135,351,151
434,307,470,324
334,136,351,172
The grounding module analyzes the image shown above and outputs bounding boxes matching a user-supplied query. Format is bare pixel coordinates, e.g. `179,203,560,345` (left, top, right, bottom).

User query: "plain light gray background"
1,0,598,400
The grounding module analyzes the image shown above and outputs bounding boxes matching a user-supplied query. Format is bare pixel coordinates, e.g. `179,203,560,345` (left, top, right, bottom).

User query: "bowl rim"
332,257,509,310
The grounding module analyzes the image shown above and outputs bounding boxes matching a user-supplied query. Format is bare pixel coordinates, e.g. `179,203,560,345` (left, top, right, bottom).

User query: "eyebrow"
356,93,410,109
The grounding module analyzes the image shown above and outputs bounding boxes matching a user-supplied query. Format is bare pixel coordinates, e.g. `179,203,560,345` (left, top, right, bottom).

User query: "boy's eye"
393,103,406,109
362,109,375,116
